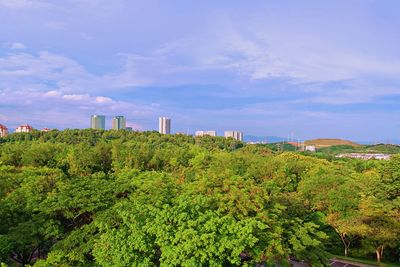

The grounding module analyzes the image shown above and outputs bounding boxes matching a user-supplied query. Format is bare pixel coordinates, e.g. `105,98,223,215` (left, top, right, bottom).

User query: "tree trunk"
339,233,351,257
376,245,384,263
27,250,35,265
376,249,381,263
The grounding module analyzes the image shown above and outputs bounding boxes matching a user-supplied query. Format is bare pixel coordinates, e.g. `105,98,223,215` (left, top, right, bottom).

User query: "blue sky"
1,0,400,141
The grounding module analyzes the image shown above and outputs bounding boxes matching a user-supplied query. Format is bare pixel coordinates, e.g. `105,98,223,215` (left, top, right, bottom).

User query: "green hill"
364,144,400,154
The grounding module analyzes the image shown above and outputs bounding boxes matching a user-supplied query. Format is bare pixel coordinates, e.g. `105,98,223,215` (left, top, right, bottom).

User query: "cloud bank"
0,0,399,140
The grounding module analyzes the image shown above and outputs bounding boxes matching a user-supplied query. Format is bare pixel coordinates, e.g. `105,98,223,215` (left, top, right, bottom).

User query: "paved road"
329,259,376,267
289,260,309,267
330,260,360,267
289,258,377,267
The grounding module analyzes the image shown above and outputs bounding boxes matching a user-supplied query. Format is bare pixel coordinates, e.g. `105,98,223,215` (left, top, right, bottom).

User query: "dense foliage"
0,130,399,266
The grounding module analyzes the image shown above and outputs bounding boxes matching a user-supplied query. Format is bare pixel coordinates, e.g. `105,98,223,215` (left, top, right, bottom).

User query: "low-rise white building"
0,124,8,137
305,145,316,152
16,124,33,133
195,130,217,137
336,153,391,160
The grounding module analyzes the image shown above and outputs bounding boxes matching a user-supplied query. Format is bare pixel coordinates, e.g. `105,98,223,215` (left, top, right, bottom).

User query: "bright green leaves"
148,200,259,266
0,167,65,265
286,219,329,265
0,130,399,265
90,170,329,266
92,174,261,267
42,173,117,220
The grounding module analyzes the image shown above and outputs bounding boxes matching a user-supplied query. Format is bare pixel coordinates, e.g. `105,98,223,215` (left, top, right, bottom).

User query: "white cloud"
44,21,69,31
0,50,160,129
198,24,400,83
0,41,398,113
0,0,48,9
95,96,112,103
62,94,90,101
0,51,150,94
10,42,26,50
0,89,157,129
126,16,400,86
43,90,61,97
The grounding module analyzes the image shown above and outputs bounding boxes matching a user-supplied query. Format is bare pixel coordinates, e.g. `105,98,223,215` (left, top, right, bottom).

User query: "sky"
0,0,400,141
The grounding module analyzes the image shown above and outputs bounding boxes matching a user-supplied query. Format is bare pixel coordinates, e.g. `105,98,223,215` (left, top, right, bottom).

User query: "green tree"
0,167,64,265
357,157,400,262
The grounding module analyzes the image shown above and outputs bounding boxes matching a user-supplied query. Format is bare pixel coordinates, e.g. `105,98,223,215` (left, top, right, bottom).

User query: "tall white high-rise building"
195,130,217,137
91,115,105,130
224,131,243,141
112,116,126,130
159,117,171,134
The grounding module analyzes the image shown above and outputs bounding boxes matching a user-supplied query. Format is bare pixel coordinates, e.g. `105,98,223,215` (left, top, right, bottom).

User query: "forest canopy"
0,129,399,266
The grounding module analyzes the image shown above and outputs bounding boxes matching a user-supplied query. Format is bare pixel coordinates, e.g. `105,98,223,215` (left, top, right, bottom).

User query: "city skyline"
0,1,400,141
0,117,248,141
3,116,400,144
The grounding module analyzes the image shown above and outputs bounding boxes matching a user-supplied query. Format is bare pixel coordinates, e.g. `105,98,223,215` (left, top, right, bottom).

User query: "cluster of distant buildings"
90,115,129,131
89,115,244,141
0,124,52,137
336,153,391,160
0,115,244,141
158,117,244,141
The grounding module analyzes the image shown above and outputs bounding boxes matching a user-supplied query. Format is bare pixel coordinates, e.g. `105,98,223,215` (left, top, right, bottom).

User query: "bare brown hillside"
304,138,361,148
